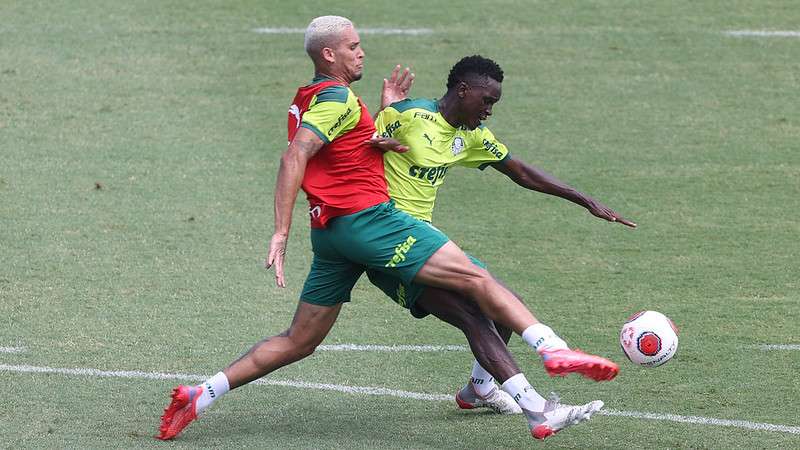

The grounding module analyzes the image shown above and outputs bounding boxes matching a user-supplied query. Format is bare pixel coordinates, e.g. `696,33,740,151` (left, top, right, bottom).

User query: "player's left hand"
587,200,637,228
366,136,409,153
381,65,414,110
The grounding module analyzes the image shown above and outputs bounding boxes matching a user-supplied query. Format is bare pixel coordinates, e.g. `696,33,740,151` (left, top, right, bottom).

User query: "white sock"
196,371,230,414
501,373,547,412
521,323,569,353
469,360,496,397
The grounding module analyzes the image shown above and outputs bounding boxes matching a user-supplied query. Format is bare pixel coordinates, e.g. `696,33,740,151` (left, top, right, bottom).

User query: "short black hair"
446,55,504,90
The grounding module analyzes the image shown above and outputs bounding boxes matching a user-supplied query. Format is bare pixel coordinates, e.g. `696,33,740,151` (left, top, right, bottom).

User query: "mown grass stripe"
0,347,25,353
758,344,800,351
253,27,433,35
724,30,800,37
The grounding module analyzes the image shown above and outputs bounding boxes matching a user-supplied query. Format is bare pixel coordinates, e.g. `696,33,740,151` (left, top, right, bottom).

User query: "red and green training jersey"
288,76,389,228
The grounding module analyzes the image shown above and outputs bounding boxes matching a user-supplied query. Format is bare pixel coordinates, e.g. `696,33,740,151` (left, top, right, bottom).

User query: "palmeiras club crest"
451,136,465,155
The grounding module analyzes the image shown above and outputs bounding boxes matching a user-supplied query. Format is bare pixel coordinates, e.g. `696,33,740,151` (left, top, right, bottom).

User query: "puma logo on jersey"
288,104,301,129
422,133,433,145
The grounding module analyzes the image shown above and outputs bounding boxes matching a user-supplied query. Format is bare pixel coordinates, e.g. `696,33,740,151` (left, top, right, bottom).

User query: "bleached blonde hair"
304,16,354,58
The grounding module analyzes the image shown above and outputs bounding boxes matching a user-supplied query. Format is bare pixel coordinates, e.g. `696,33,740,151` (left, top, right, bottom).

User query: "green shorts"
366,254,486,318
299,201,449,307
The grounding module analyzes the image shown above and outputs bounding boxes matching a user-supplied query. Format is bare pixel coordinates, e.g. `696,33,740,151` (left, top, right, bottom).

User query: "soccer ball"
619,311,679,367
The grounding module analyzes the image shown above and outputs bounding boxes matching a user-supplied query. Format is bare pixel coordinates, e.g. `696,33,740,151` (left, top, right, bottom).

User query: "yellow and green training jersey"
374,98,510,222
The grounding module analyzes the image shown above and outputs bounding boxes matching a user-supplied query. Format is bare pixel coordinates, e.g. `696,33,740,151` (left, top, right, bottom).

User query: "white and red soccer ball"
619,311,679,367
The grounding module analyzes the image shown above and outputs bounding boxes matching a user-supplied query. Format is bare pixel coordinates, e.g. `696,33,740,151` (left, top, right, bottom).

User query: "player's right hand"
366,136,409,153
381,65,414,110
266,232,289,287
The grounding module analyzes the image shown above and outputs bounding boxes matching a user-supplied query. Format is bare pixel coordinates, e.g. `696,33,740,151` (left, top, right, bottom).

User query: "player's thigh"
300,251,364,309
414,241,491,291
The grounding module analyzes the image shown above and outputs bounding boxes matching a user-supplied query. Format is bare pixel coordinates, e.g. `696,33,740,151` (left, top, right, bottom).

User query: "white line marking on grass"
0,346,25,353
2,363,799,435
725,30,800,38
600,409,800,434
0,364,450,401
253,27,433,35
317,344,468,352
758,344,800,351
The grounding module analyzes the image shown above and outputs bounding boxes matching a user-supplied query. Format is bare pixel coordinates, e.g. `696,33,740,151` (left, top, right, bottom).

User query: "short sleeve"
457,127,510,170
301,85,361,143
375,105,406,140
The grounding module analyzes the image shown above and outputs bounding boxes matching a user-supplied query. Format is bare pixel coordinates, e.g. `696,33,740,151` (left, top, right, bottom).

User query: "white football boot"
455,383,522,414
525,393,604,440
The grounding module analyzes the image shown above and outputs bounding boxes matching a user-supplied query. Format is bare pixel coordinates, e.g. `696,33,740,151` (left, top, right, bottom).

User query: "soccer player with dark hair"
367,54,637,438
157,18,619,442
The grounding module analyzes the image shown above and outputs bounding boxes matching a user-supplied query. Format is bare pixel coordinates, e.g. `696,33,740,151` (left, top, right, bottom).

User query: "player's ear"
321,47,336,64
457,81,468,99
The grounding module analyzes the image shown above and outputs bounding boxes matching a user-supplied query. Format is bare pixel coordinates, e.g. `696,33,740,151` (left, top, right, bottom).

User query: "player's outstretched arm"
267,128,325,287
492,156,636,228
377,64,414,114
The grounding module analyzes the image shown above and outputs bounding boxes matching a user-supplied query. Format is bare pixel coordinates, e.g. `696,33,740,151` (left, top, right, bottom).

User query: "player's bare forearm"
493,157,636,227
494,157,585,204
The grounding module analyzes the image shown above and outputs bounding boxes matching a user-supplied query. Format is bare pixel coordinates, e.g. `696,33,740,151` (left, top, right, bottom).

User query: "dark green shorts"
366,254,486,318
300,201,449,307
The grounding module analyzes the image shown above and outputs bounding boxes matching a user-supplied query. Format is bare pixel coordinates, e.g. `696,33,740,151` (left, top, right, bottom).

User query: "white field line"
599,409,800,435
0,364,450,401
724,30,800,38
0,346,25,353
2,363,800,435
758,344,800,351
253,27,433,35
317,344,467,352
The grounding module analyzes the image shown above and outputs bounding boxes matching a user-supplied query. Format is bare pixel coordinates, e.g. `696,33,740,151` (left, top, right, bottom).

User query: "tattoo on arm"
293,138,322,157
289,128,325,159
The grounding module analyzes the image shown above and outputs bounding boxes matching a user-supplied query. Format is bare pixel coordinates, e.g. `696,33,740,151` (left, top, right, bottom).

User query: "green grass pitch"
2,0,799,448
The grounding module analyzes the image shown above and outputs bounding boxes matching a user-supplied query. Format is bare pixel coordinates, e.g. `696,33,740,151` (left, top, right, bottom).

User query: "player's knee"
295,341,318,359
277,329,321,361
289,332,323,359
459,270,494,299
